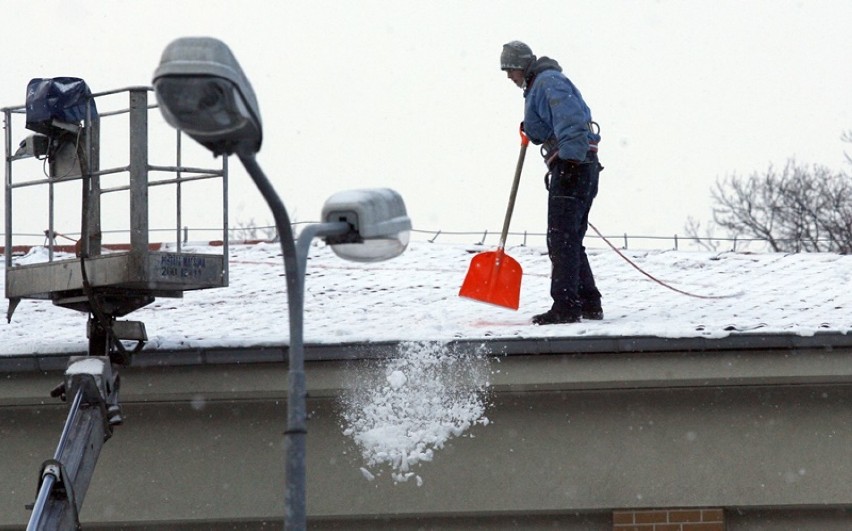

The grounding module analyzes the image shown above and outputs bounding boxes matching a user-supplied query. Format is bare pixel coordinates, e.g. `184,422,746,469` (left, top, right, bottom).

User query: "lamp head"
153,37,262,156
321,188,412,262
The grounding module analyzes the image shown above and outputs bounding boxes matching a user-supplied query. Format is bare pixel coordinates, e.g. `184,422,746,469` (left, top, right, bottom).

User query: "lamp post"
153,37,410,530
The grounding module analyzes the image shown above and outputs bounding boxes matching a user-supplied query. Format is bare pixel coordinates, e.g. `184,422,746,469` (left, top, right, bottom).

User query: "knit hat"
500,41,535,71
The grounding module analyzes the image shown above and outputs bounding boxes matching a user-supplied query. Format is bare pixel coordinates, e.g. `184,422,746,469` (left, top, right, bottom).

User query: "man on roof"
501,40,604,325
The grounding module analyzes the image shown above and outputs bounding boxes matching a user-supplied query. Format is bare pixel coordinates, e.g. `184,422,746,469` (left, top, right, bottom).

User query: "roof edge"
1,331,850,374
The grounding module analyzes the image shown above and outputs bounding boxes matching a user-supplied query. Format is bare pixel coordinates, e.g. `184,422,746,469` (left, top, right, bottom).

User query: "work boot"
532,309,581,325
582,309,604,320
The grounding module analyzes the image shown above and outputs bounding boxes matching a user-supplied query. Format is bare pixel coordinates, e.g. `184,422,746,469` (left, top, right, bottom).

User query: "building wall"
1,356,850,529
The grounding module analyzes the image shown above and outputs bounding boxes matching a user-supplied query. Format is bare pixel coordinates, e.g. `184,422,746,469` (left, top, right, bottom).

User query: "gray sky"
2,0,850,245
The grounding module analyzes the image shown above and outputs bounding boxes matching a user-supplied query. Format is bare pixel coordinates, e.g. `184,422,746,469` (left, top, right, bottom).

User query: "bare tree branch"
684,216,720,251
696,159,852,254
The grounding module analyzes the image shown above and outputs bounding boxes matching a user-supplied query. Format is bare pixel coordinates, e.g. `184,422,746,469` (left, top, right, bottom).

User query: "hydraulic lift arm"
26,355,122,530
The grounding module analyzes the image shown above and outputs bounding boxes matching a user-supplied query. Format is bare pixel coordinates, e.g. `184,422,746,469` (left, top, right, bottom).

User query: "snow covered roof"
2,240,850,359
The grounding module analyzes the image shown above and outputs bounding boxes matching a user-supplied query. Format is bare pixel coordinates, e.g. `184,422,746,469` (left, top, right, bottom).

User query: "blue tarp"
25,77,98,135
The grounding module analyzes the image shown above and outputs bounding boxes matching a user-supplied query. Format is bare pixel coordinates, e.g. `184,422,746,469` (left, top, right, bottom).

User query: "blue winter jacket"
522,57,600,162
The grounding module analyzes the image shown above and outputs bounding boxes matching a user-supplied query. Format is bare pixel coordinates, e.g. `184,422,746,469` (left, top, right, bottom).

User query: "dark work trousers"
546,152,602,316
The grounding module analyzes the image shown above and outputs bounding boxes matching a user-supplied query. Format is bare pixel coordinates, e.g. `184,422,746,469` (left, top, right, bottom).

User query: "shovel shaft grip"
499,139,528,249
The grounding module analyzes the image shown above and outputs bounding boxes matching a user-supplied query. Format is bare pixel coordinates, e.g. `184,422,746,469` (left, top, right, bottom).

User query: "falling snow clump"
340,341,491,485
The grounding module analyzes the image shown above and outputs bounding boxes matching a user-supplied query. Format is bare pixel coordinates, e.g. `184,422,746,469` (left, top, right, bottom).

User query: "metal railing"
0,224,827,255
3,86,229,267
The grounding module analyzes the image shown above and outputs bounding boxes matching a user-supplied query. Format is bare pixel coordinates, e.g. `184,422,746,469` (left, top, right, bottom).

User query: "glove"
557,157,581,172
547,156,577,172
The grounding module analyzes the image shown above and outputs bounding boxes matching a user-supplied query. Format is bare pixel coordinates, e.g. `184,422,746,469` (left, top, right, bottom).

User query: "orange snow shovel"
459,127,529,310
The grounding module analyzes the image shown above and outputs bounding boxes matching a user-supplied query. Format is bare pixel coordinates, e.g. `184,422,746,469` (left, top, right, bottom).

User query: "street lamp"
153,36,410,530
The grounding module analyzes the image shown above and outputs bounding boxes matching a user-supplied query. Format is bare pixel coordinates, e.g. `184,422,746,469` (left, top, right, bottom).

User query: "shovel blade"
459,249,523,310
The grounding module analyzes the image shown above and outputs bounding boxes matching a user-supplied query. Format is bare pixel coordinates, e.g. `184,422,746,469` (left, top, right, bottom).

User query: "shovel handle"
498,127,529,249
